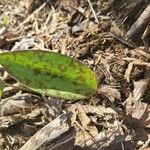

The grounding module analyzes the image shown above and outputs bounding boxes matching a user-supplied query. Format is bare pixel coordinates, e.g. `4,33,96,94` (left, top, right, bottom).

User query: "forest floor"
0,0,150,150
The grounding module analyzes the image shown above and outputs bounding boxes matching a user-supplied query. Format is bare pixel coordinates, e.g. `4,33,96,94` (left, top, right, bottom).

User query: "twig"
126,4,150,38
0,109,42,130
19,113,71,150
87,0,99,23
42,7,54,32
15,2,47,31
121,142,125,150
6,34,35,42
109,32,135,48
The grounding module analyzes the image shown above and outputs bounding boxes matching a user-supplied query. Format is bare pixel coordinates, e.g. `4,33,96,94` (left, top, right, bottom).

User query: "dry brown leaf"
132,79,150,101
125,73,150,128
0,136,5,149
69,104,124,149
98,84,121,102
134,103,150,128
110,21,122,37
69,104,98,146
0,29,17,47
125,77,150,113
139,134,150,150
1,99,33,115
99,58,116,84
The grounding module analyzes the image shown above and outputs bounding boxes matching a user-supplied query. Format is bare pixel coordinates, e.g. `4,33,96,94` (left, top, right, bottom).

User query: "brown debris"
0,0,150,150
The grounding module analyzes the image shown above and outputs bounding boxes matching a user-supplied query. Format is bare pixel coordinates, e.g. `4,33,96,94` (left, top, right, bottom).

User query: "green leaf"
0,79,6,97
0,50,97,100
1,15,10,26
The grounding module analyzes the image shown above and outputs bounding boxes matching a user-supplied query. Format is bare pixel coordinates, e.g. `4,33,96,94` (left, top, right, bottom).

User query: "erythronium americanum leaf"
0,50,97,100
0,79,6,97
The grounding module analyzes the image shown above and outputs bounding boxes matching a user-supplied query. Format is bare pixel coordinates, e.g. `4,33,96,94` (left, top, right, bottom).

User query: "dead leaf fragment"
70,104,98,146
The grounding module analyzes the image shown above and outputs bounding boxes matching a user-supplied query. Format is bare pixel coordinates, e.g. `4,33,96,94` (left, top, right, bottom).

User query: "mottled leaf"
0,79,6,97
0,50,97,100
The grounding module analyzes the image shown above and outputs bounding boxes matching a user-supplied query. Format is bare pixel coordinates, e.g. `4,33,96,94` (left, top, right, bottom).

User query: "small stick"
126,4,150,38
110,32,135,48
15,2,47,31
87,0,99,23
41,7,54,32
20,113,71,150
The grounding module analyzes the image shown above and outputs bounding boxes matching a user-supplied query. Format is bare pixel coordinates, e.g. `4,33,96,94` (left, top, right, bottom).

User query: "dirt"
0,0,150,150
